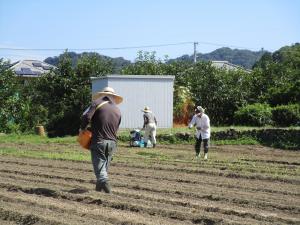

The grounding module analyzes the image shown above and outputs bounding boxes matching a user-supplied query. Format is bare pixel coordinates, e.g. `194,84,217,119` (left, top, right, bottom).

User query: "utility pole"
193,42,198,63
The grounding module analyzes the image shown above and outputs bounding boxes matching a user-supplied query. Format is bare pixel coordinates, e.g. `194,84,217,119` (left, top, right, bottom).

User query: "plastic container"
139,139,145,148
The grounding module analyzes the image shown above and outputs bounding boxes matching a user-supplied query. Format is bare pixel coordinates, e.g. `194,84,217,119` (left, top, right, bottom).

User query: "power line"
0,41,194,51
0,41,265,52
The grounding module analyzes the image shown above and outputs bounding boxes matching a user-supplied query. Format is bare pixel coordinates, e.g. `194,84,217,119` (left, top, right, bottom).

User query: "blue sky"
0,0,299,62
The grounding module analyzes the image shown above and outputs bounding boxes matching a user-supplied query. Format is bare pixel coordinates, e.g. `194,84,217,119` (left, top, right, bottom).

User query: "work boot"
204,153,208,160
95,181,111,193
102,182,111,193
193,154,200,161
95,181,102,192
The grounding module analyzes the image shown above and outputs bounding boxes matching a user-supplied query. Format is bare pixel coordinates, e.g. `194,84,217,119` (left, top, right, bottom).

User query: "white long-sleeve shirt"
188,113,211,139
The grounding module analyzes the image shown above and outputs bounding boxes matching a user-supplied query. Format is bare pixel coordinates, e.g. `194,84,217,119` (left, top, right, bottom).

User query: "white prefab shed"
91,75,175,128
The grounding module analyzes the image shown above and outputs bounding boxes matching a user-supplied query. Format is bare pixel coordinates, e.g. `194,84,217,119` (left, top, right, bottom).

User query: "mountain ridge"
44,47,267,71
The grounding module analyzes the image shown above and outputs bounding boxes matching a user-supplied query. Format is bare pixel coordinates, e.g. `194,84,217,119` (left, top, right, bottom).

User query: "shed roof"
91,74,175,80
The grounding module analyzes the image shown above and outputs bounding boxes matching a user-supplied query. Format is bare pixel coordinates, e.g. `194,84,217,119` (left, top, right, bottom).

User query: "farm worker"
141,106,157,148
188,106,211,160
80,87,123,193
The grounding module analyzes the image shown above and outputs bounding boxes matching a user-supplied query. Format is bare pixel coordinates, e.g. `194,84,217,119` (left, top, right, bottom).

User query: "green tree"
252,43,300,106
0,59,44,133
186,62,252,125
121,51,167,75
30,52,81,136
0,59,21,132
28,51,114,136
76,53,113,80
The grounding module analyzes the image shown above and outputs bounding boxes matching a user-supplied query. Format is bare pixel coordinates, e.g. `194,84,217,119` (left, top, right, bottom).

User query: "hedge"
272,104,300,126
119,128,300,150
234,103,273,126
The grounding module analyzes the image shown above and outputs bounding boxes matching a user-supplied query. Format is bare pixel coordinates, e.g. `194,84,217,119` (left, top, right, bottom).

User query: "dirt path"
0,144,299,224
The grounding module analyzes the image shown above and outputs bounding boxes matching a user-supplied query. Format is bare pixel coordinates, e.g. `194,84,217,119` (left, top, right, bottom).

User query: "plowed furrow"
0,143,299,225
1,158,299,196
1,169,299,224
1,166,297,209
2,153,300,184
0,181,281,225
1,172,297,224
114,162,300,184
1,163,299,214
0,189,190,225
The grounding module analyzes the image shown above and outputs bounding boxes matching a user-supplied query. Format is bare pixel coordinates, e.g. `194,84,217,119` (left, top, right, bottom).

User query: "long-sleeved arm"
188,115,196,128
80,102,97,130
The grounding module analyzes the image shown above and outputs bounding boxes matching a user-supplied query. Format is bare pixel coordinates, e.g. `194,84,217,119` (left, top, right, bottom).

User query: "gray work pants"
90,140,117,183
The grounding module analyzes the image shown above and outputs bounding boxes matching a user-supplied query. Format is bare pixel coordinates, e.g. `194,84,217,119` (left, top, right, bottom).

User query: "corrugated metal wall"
92,75,174,128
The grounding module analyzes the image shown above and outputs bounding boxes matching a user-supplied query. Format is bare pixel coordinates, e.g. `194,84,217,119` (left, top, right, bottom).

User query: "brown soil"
0,143,299,225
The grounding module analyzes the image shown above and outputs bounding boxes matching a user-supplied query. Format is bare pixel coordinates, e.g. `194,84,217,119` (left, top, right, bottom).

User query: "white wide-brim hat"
141,106,152,113
92,87,123,104
195,106,205,113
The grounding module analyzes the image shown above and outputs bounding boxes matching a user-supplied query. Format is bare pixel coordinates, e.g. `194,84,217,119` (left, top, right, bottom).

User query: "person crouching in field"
141,106,157,148
80,87,122,193
188,106,211,160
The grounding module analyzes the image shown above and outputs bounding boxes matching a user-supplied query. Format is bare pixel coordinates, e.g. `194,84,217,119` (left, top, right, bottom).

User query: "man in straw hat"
141,106,157,148
80,87,123,193
188,106,211,160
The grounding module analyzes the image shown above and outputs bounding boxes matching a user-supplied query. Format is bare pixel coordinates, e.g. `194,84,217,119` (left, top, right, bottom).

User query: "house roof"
10,60,56,78
211,61,252,73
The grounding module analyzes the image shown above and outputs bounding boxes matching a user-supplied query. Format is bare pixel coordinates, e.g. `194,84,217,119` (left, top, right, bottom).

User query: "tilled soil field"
0,142,299,225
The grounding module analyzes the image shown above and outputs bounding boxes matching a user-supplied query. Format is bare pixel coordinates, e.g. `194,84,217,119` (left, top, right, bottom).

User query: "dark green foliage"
272,104,300,127
76,54,113,79
0,59,44,133
45,47,265,72
29,51,113,136
252,43,300,106
218,129,300,150
0,59,20,132
185,62,252,125
119,128,300,150
45,51,130,73
1,43,300,136
234,103,273,126
256,129,300,150
122,53,252,125
121,51,167,75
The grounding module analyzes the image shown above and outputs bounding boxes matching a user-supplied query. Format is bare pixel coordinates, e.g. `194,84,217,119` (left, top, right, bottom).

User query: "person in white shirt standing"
141,106,157,148
188,106,211,160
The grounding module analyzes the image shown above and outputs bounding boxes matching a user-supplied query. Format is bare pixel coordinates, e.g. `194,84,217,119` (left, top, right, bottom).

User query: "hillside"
170,47,267,69
44,52,131,73
44,47,267,71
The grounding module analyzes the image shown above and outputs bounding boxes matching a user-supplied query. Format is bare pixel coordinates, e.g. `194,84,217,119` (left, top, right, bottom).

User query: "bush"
272,104,300,126
234,103,273,126
257,129,300,150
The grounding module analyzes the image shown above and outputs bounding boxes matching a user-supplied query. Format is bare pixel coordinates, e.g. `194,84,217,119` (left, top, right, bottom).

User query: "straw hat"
141,106,152,113
92,87,123,104
195,106,205,113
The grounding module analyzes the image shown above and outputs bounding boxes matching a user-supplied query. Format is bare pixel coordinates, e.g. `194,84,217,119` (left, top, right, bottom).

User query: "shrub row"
234,104,300,127
119,128,300,150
